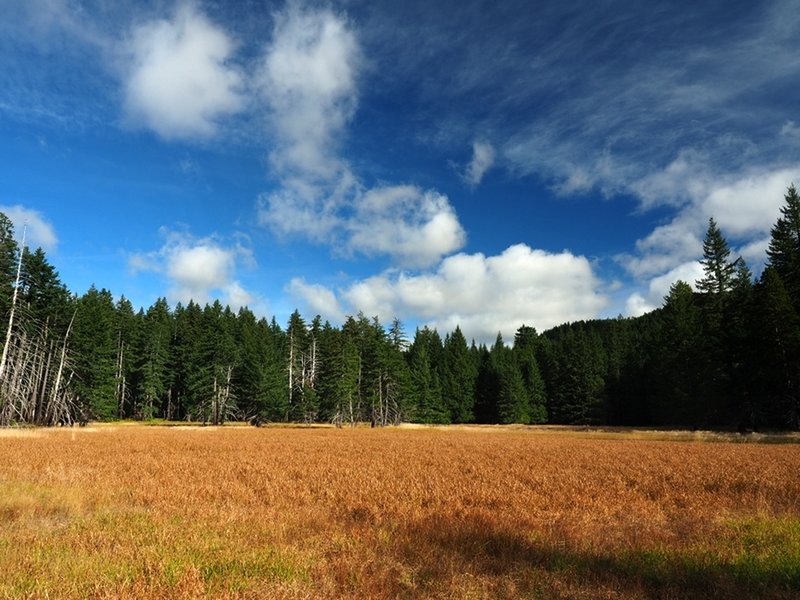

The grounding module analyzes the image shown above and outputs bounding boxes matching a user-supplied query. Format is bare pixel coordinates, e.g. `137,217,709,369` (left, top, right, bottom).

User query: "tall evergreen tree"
136,298,172,419
71,286,117,419
513,326,547,423
408,327,447,423
657,281,703,425
766,183,800,306
441,326,476,423
113,296,137,418
755,268,800,428
696,217,735,296
285,310,309,421
695,218,738,424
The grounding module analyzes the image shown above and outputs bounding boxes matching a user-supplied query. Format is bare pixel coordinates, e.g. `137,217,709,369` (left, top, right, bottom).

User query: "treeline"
0,185,799,429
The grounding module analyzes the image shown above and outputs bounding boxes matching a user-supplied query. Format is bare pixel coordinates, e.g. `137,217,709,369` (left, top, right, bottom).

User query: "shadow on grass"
390,513,800,599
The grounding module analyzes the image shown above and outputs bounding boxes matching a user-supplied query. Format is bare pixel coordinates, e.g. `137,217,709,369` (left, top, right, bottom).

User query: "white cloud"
256,7,466,268
128,229,256,307
223,281,254,312
619,165,800,318
463,141,495,187
624,261,704,317
123,4,243,139
621,165,800,283
702,168,797,237
257,5,359,183
0,204,58,251
347,186,466,268
166,242,233,299
286,278,345,322
291,244,607,345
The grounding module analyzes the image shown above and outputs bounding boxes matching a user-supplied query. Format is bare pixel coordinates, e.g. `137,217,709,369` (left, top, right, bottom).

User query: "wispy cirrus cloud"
462,141,495,187
0,204,59,252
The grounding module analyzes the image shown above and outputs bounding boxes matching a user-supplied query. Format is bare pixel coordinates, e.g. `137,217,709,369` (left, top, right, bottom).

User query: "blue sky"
2,0,799,344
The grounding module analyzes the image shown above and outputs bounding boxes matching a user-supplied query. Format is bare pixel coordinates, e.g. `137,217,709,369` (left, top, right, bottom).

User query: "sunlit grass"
0,424,798,598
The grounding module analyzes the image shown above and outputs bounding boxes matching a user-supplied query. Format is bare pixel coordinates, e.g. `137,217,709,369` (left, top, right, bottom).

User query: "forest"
0,185,798,431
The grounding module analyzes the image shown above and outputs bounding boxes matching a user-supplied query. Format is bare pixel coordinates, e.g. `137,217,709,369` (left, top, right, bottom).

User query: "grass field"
1,424,799,599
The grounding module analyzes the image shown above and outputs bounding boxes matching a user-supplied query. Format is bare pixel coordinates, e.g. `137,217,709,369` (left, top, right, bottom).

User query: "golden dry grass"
0,424,799,599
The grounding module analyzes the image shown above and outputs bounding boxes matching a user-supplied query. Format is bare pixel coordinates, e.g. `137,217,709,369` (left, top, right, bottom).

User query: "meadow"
0,424,799,599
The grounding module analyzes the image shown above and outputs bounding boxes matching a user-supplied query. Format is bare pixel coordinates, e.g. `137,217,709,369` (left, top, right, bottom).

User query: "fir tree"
696,217,735,296
441,326,476,423
766,183,800,306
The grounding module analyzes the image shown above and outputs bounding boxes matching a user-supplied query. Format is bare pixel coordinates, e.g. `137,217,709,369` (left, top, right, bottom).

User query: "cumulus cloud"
624,261,705,317
289,244,607,344
623,165,800,278
347,186,466,268
0,204,58,251
286,278,345,322
620,165,800,316
256,6,466,268
123,4,243,139
463,141,495,187
128,229,255,309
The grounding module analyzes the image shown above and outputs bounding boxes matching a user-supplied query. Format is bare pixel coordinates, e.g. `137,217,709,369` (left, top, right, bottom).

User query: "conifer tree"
441,326,476,423
114,296,137,418
766,183,800,306
513,325,547,423
696,217,735,296
657,280,703,425
71,286,118,419
408,327,447,423
136,298,172,419
755,268,800,428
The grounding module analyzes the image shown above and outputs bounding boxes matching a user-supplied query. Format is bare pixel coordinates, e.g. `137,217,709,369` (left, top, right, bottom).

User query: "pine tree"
473,344,499,423
766,183,800,306
114,296,137,418
513,325,547,423
695,218,738,424
441,326,476,423
696,217,735,296
71,286,118,419
0,213,19,326
657,280,703,426
285,310,309,421
407,327,447,423
136,298,172,419
171,301,204,420
755,268,800,428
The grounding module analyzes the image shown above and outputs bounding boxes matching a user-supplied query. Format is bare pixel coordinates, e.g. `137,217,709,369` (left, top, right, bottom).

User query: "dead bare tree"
0,234,80,427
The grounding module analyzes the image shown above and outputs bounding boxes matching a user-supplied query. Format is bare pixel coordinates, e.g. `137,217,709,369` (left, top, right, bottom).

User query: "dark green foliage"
4,186,800,429
441,326,476,423
542,325,606,424
754,268,800,428
135,298,172,419
657,281,703,425
71,286,118,419
696,217,736,296
0,213,19,326
408,327,448,423
766,183,800,307
513,326,547,423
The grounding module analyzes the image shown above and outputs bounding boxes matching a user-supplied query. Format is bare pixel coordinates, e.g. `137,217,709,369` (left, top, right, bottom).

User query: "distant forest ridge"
0,185,799,430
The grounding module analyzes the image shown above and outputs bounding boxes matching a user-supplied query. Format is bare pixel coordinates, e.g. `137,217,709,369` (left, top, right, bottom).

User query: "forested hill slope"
1,186,799,430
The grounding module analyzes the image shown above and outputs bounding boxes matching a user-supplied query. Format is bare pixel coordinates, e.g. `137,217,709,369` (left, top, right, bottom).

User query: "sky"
1,0,799,345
